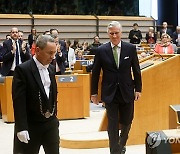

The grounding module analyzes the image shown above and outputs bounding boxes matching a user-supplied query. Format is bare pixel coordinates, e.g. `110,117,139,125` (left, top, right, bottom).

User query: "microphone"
153,49,164,61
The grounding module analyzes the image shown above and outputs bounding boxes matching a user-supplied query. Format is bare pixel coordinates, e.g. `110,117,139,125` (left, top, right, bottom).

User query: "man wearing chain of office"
12,35,59,154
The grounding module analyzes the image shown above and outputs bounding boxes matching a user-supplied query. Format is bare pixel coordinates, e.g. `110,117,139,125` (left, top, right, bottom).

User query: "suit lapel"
48,65,57,104
30,59,48,100
119,41,126,65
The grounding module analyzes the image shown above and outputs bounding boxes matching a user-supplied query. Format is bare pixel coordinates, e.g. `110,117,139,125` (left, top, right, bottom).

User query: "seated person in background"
172,26,180,47
154,33,174,54
159,22,173,38
1,27,31,76
71,39,81,51
76,49,85,60
65,40,76,70
145,27,157,44
82,41,90,55
128,23,142,44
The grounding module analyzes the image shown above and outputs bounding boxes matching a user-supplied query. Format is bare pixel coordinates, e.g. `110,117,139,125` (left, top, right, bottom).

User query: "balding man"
12,35,59,154
1,27,31,76
160,22,173,38
172,26,180,46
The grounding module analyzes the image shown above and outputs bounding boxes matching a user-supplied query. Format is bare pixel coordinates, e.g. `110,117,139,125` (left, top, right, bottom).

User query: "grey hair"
107,21,122,32
36,34,55,49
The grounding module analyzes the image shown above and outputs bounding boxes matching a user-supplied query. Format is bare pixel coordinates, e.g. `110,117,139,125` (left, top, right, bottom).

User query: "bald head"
11,27,19,40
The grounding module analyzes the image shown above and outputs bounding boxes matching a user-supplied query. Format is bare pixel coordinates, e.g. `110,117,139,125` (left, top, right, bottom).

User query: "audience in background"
76,49,85,60
128,23,142,44
71,39,81,51
145,27,157,44
159,22,173,38
154,33,174,54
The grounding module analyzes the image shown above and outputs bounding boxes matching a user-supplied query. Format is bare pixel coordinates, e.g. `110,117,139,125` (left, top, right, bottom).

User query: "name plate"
58,75,77,83
0,76,5,83
81,60,93,65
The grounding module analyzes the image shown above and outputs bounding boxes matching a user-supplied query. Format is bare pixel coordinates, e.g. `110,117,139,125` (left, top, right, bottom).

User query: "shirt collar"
111,41,121,49
33,56,49,70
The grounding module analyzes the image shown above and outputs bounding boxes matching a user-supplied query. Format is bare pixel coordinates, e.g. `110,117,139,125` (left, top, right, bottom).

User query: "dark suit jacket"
172,31,180,46
28,34,34,49
128,30,142,44
1,39,31,76
160,28,173,38
12,59,57,132
0,44,4,62
91,41,142,104
54,52,66,74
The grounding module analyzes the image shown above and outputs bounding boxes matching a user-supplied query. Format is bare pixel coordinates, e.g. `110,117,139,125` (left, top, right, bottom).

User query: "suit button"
117,83,119,85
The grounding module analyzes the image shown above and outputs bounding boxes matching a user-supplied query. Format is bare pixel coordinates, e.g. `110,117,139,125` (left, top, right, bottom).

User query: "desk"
56,74,90,120
99,54,180,145
0,76,14,122
0,74,90,122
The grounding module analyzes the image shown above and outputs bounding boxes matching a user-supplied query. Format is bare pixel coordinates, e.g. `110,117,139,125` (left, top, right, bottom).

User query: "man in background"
1,27,30,76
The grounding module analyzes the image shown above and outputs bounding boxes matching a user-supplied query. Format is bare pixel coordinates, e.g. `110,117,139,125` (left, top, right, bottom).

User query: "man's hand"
17,130,30,144
91,95,99,105
21,41,27,53
11,42,16,54
135,92,141,101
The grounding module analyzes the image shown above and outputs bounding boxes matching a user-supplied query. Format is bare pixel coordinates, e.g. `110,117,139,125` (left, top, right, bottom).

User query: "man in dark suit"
28,28,37,49
50,29,66,74
12,35,59,154
1,27,31,76
91,21,142,154
160,22,173,38
172,26,180,46
128,23,142,44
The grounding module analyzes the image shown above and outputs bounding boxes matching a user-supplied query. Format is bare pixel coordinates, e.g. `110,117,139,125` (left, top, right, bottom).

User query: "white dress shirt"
111,41,121,68
68,47,76,68
11,39,22,71
33,56,51,98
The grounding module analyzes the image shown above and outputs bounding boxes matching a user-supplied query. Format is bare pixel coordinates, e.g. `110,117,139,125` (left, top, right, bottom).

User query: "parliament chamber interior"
0,0,180,154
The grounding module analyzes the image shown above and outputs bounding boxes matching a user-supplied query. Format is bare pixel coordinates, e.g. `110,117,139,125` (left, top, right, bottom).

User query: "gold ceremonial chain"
38,91,55,118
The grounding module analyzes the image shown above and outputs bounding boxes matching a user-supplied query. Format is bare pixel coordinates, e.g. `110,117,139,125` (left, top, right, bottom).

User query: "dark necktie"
15,41,19,66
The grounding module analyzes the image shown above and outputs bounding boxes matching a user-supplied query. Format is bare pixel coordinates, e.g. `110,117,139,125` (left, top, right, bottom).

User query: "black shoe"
121,147,126,154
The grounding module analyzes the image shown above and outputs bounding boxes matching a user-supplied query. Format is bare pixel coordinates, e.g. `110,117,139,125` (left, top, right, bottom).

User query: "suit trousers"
105,87,134,154
13,117,59,154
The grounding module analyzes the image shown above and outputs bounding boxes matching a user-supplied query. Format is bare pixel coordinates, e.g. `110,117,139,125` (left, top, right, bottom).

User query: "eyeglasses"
109,32,120,36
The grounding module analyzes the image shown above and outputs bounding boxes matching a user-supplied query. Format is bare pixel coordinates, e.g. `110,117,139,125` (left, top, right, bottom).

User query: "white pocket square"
124,56,129,59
